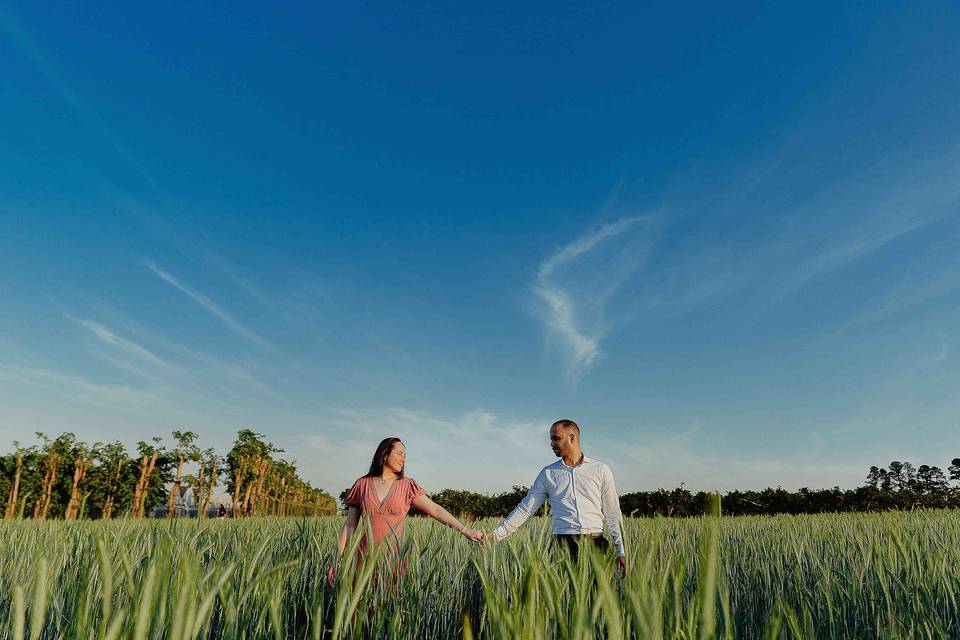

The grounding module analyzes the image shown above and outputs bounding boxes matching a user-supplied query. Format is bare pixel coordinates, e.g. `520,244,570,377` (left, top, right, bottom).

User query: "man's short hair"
551,419,580,437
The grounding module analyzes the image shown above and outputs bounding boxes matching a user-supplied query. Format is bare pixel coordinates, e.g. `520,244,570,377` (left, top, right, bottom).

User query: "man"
483,419,626,570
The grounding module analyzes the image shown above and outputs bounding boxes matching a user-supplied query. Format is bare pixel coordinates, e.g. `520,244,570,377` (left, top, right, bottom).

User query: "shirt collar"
553,454,594,469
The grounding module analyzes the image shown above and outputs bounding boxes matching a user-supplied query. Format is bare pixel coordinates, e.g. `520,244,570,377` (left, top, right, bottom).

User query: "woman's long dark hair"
365,437,405,478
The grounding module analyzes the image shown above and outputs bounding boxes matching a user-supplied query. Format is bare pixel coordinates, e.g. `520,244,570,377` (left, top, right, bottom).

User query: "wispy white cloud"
70,316,172,370
538,216,651,279
532,287,601,380
145,261,277,353
66,295,287,403
0,363,157,414
533,215,653,383
774,214,947,300
297,406,895,494
634,151,960,323
122,197,291,312
587,420,919,492
176,347,288,404
301,407,552,493
835,259,960,335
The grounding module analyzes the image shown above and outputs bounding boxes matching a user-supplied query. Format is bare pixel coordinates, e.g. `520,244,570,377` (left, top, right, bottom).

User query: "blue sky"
1,1,959,495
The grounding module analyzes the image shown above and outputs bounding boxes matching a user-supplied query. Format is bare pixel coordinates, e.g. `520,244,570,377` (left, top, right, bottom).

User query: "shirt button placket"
571,466,581,529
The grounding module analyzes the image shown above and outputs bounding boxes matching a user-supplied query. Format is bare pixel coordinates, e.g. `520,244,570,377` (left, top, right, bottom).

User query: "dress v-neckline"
372,477,398,508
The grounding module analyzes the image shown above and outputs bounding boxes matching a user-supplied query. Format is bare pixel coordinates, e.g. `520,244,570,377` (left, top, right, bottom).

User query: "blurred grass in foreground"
1,509,959,639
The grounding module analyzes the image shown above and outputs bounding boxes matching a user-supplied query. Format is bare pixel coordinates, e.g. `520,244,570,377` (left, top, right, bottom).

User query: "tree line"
0,429,336,520
339,458,960,519
5,429,957,521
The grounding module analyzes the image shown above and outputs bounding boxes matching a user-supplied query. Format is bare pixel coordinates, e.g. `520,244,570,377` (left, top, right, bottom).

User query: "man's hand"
461,528,484,544
616,555,627,573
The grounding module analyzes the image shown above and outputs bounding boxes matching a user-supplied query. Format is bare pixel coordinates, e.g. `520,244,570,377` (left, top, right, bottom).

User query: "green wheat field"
2,511,958,639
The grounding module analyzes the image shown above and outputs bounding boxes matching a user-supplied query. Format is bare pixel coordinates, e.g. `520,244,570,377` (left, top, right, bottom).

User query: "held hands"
476,530,497,547
460,527,485,545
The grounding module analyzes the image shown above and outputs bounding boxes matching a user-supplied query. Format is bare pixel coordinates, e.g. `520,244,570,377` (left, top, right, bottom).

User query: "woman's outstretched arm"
327,506,360,586
411,495,483,543
335,506,361,558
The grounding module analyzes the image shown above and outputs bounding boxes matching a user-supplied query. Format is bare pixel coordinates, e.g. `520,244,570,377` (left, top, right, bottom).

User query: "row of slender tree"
342,458,960,520
0,429,336,520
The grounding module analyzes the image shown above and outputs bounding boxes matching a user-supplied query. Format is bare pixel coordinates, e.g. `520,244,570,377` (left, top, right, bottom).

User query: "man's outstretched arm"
487,470,549,542
600,464,627,567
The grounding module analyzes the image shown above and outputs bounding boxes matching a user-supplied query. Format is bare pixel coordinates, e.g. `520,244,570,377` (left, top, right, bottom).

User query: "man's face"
549,425,574,458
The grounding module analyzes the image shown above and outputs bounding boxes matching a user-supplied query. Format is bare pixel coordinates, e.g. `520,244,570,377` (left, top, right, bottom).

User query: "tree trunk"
78,490,91,520
166,455,185,518
4,453,23,519
36,454,59,520
200,457,216,518
195,463,207,519
65,457,90,520
131,455,149,517
139,453,159,517
131,452,158,518
240,456,262,515
249,460,269,516
241,480,254,515
278,478,288,517
40,458,58,520
102,458,124,519
232,456,249,518
33,463,51,520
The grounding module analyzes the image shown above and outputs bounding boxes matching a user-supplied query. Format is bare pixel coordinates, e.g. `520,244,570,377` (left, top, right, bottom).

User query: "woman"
327,437,483,586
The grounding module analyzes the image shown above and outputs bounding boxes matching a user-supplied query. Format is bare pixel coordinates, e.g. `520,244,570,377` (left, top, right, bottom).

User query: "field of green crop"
1,511,958,639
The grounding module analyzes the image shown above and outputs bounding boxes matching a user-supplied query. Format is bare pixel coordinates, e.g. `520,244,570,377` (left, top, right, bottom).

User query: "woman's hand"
461,528,484,544
326,562,338,587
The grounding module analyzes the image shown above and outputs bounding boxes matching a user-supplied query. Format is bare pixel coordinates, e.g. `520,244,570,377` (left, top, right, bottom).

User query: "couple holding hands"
328,419,627,585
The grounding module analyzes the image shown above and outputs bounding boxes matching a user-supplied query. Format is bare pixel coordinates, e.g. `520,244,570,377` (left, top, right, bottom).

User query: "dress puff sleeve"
345,478,364,509
405,478,427,509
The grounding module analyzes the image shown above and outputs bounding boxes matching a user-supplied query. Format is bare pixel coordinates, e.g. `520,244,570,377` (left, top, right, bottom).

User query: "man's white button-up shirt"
491,455,626,557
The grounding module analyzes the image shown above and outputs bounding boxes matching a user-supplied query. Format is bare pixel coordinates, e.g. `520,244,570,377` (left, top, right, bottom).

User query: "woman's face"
384,442,406,474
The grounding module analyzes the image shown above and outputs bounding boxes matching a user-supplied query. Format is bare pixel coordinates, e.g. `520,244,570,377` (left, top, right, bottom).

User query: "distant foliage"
0,430,336,520
4,432,957,522
338,458,960,520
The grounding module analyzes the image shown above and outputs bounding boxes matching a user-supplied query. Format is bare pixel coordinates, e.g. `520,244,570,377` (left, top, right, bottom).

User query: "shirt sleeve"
491,469,549,541
405,477,427,509
600,464,626,556
345,478,364,509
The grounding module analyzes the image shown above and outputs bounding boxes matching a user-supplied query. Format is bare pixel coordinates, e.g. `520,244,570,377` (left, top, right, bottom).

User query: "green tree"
226,429,281,517
3,442,34,519
193,447,221,518
32,432,85,520
88,441,135,519
165,430,200,518
131,438,172,517
64,441,98,520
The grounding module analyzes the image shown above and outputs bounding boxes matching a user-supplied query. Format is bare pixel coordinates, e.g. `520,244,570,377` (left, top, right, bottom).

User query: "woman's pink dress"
345,476,427,561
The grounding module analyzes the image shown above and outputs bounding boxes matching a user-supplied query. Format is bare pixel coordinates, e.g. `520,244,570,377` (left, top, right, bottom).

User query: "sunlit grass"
1,510,959,638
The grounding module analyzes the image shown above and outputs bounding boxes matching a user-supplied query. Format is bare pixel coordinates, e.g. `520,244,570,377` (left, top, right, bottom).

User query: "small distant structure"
151,488,234,518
